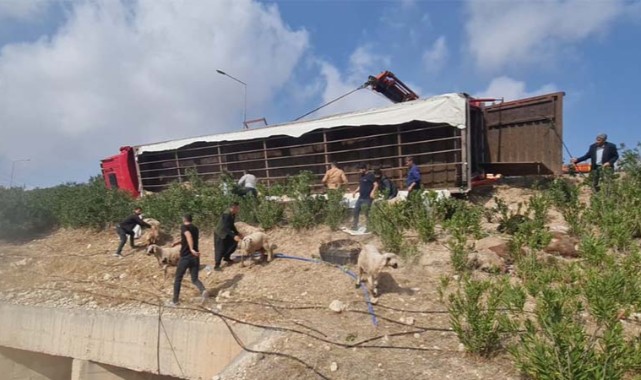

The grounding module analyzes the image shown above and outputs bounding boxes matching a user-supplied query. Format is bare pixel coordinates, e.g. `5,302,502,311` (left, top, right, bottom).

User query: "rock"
413,333,421,339
405,317,415,326
378,363,383,368
300,291,308,296
458,343,465,352
119,273,127,280
103,274,112,281
330,362,338,372
87,244,92,249
324,345,331,351
543,232,579,258
329,300,346,313
212,376,221,380
468,251,505,273
220,291,232,299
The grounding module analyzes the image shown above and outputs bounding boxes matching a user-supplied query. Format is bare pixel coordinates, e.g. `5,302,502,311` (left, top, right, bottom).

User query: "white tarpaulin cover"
137,93,467,154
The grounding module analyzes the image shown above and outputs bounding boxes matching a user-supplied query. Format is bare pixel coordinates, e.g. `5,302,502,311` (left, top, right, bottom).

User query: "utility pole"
216,69,248,129
10,159,30,188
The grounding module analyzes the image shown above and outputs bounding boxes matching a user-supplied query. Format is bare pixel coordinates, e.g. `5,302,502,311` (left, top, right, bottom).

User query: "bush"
448,277,523,357
369,201,406,252
0,187,56,239
324,189,347,231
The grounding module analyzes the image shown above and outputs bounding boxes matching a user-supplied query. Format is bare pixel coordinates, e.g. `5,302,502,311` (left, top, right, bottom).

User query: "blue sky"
0,0,640,188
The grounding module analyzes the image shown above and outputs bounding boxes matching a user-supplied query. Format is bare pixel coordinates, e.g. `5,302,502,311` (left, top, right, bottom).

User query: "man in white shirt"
238,170,258,197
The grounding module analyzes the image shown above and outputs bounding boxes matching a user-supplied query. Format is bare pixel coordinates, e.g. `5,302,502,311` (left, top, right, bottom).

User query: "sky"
1,0,640,188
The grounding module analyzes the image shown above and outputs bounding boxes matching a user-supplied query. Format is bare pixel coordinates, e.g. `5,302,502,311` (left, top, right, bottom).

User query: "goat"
237,232,277,267
355,244,399,304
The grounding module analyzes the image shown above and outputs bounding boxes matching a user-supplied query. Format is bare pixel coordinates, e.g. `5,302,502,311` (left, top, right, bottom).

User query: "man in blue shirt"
351,163,378,231
405,156,421,194
571,133,619,192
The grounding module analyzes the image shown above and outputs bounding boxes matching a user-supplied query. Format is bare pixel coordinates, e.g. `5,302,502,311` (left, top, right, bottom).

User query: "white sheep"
237,231,277,267
146,244,180,274
355,244,399,304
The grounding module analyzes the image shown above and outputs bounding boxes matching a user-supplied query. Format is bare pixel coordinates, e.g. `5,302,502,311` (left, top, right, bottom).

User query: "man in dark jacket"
114,207,151,257
571,133,619,192
171,214,208,306
214,202,242,271
374,169,398,200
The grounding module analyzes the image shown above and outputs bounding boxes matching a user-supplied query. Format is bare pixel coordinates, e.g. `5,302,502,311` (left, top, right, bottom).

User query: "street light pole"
10,158,30,188
216,69,248,128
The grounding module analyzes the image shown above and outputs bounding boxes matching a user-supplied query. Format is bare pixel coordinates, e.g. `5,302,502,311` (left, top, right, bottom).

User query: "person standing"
322,162,349,190
171,214,208,306
351,163,378,231
405,156,421,195
214,202,243,271
114,207,151,258
238,170,258,197
571,133,619,192
374,169,398,200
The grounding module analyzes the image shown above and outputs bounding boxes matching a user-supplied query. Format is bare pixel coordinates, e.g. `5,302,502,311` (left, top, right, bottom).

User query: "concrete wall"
0,303,266,380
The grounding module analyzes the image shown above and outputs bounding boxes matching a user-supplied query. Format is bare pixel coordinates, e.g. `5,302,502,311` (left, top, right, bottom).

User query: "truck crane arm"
366,71,419,103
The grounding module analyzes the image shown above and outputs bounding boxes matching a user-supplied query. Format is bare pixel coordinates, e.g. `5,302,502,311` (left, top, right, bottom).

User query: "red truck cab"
100,146,140,197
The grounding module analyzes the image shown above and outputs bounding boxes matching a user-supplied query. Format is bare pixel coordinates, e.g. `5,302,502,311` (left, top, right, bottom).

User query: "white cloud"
422,36,448,73
0,0,308,186
0,0,47,20
475,76,558,102
465,0,632,71
308,45,392,118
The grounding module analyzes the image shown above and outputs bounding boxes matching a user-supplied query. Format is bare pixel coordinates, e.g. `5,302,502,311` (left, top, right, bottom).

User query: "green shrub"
0,187,56,239
324,189,347,231
448,277,522,357
369,201,406,252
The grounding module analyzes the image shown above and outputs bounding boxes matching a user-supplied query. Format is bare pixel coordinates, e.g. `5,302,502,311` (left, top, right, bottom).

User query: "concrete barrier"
0,302,266,379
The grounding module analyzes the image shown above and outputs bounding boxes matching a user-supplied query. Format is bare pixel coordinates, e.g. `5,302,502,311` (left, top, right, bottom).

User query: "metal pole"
9,159,30,188
216,69,247,128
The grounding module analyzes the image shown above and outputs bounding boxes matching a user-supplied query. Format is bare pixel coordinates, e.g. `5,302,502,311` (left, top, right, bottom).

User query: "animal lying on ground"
237,231,277,267
355,244,399,304
146,244,180,273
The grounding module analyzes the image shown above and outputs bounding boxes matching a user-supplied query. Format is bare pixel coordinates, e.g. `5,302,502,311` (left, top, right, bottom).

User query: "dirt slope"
0,185,557,380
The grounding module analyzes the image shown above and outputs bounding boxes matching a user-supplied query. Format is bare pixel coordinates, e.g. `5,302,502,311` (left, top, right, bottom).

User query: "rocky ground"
0,181,586,380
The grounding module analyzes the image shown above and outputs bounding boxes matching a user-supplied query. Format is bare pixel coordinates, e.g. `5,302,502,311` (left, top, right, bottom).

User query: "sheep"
139,218,161,246
355,244,399,304
237,231,277,267
146,244,180,275
234,221,263,237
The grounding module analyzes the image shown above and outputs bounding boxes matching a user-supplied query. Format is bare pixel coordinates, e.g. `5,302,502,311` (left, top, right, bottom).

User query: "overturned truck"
100,92,564,198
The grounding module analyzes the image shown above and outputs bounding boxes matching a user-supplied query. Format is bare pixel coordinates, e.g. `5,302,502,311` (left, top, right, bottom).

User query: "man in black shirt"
214,202,243,271
374,169,398,200
114,207,151,257
171,214,208,306
351,163,378,231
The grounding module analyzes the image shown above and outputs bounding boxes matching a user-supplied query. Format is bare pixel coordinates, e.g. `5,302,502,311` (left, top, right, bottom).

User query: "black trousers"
214,235,238,267
173,255,205,303
115,226,134,255
591,166,602,192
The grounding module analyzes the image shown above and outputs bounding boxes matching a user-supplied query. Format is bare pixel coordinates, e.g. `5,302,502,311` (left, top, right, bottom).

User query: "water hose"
231,252,379,326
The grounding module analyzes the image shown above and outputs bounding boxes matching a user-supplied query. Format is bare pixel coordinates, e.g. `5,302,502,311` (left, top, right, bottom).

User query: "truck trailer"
100,91,564,198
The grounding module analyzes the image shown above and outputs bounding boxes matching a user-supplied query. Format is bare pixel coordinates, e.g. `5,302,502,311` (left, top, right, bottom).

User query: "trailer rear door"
481,92,564,176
